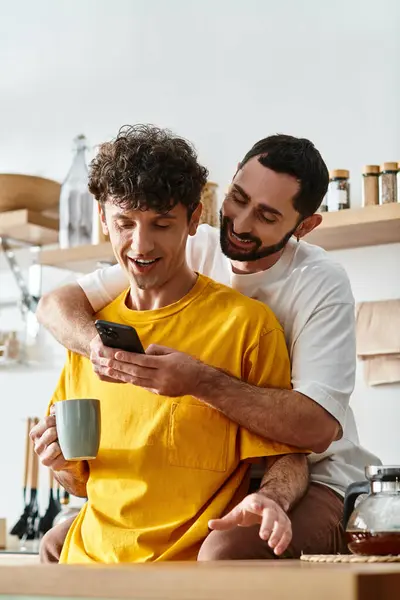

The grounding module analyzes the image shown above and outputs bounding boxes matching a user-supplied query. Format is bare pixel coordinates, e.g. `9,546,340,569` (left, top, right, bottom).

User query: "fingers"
33,425,58,455
267,514,292,556
259,506,277,541
145,344,174,357
114,351,160,368
273,528,292,556
92,364,153,388
209,494,271,532
30,416,66,469
92,356,152,379
40,441,63,468
96,373,124,384
207,492,293,556
208,506,244,531
30,415,56,443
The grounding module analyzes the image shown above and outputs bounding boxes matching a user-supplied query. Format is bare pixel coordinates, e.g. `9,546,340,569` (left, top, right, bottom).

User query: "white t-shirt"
78,224,380,495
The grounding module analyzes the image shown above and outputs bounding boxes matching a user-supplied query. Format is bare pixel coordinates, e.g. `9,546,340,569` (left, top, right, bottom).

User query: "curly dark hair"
89,124,209,218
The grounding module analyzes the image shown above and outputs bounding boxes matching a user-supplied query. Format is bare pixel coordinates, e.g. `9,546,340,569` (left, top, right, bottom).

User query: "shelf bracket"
0,236,41,314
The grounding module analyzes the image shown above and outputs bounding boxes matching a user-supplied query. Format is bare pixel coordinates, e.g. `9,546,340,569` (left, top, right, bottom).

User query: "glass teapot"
343,465,400,555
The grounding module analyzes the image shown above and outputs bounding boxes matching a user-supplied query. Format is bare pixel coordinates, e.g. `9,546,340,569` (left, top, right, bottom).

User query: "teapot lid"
365,465,400,481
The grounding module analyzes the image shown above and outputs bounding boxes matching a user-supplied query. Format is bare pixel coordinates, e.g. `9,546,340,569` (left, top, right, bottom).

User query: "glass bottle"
59,135,95,248
327,170,350,211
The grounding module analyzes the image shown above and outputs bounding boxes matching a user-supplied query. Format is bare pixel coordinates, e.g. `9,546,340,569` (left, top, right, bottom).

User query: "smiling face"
100,202,201,291
220,157,320,268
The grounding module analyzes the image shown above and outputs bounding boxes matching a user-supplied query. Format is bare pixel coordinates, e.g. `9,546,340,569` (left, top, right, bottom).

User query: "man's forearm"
37,284,96,357
259,454,309,513
194,365,339,453
52,461,89,498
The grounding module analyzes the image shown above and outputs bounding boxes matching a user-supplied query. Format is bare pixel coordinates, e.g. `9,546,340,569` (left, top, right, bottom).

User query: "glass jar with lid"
379,163,398,204
199,182,219,227
327,170,350,211
362,165,379,207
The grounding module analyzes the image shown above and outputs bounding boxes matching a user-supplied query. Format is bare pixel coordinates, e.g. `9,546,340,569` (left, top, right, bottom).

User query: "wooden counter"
0,559,399,600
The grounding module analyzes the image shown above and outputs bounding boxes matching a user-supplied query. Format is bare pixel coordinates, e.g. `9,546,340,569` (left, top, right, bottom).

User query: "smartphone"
95,320,145,354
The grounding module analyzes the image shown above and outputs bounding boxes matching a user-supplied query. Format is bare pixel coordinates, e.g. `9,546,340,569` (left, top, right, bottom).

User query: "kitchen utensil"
38,470,61,536
55,398,101,460
55,480,61,504
23,418,40,541
0,174,60,214
10,417,32,536
0,519,6,549
343,465,400,555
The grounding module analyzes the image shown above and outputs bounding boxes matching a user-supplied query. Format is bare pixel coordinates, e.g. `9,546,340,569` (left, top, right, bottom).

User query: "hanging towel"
356,300,400,386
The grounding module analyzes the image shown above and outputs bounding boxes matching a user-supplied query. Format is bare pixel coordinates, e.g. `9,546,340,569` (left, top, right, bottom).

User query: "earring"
296,235,300,243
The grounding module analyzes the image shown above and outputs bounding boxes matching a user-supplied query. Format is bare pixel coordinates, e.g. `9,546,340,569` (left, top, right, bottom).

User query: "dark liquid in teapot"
347,531,400,555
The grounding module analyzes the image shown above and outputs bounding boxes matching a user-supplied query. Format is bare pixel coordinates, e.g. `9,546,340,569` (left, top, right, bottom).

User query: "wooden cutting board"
0,174,61,214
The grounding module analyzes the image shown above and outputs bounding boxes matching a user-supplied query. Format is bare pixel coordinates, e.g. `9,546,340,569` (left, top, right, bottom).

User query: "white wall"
1,0,399,526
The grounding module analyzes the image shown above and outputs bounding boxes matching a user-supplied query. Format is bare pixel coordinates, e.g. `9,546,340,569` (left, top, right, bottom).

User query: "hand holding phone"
95,320,145,354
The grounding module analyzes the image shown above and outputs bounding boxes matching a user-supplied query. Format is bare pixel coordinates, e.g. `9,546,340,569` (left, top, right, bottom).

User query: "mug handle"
342,481,370,529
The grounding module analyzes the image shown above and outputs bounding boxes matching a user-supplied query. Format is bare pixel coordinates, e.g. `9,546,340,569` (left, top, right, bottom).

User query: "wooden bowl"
0,174,61,213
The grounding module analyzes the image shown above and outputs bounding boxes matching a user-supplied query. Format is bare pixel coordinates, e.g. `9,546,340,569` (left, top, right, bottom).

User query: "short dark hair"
89,124,208,218
240,134,329,217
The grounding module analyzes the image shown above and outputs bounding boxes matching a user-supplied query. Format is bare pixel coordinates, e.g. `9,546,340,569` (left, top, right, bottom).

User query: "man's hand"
30,410,89,497
208,493,292,556
30,411,80,473
90,338,206,397
89,336,123,384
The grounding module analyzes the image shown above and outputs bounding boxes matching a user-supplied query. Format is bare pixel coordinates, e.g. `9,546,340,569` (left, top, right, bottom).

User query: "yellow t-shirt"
51,275,303,564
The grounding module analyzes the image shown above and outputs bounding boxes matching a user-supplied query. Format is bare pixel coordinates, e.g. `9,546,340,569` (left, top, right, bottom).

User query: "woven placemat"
301,554,400,563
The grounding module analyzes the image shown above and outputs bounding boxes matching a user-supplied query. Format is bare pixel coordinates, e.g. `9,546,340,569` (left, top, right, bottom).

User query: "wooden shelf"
0,209,59,246
39,241,116,272
37,203,400,272
306,203,400,250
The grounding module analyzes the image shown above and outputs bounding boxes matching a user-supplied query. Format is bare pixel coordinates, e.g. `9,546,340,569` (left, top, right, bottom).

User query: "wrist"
257,485,290,513
191,362,223,402
53,460,88,481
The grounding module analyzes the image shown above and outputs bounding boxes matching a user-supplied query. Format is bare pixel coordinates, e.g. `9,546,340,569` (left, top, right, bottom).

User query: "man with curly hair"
31,124,309,564
35,125,379,562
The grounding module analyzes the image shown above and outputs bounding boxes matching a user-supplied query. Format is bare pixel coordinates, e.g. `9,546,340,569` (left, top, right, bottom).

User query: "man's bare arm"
194,365,339,454
37,285,339,454
260,453,309,512
37,283,96,357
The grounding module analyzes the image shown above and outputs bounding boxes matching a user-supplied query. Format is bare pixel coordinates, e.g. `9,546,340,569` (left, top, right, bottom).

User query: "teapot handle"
342,480,370,529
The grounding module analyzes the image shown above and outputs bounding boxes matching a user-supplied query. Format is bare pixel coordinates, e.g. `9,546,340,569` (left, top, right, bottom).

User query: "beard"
219,212,299,262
